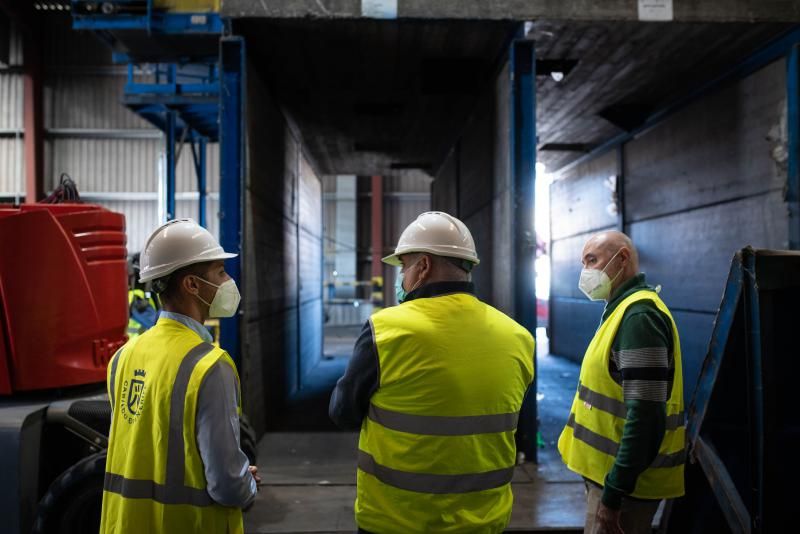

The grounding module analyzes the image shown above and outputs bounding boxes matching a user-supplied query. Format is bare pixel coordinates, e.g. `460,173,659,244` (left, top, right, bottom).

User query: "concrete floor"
244,326,588,533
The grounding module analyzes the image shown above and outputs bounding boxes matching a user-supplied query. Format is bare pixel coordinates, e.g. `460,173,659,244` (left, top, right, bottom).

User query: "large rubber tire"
239,413,258,466
32,451,106,534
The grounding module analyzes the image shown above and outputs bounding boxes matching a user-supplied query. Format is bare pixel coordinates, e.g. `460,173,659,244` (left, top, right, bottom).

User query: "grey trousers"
584,482,661,534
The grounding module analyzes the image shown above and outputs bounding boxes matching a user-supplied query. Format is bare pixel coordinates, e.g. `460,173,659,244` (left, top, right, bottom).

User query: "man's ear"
618,247,631,267
182,274,200,296
420,254,433,280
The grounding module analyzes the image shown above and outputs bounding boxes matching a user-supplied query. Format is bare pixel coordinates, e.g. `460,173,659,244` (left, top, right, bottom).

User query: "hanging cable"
41,173,81,204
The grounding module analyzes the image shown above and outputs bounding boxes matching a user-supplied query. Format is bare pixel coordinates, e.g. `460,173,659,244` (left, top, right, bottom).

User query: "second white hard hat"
382,211,480,267
139,218,237,283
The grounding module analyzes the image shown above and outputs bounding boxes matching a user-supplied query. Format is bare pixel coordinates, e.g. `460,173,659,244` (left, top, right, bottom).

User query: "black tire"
239,413,258,465
32,451,106,534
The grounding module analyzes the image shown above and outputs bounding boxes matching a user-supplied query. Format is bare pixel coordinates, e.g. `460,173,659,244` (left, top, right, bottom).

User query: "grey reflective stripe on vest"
108,348,124,408
358,450,514,494
104,473,213,506
105,342,217,506
578,384,686,430
368,404,519,436
649,449,687,468
579,384,627,419
566,413,619,456
566,414,685,468
666,412,685,430
166,342,216,486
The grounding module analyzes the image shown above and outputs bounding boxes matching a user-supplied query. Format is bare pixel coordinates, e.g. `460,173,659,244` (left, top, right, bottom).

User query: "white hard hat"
139,218,237,283
382,211,480,267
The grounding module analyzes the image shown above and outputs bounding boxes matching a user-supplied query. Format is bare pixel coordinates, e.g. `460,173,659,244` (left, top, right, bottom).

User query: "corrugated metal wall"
0,24,24,200
0,13,220,254
549,60,789,399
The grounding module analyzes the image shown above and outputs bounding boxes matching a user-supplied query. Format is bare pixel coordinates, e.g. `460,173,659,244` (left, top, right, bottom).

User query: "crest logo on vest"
120,369,147,424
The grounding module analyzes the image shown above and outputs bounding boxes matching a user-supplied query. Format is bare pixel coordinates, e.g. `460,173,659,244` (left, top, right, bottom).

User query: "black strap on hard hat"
443,256,474,273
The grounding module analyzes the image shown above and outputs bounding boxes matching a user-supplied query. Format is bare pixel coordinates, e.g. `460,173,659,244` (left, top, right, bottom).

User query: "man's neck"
607,271,637,302
162,303,206,325
424,275,470,285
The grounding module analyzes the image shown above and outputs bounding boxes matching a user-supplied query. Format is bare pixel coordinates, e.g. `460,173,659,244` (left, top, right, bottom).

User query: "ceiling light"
551,71,564,82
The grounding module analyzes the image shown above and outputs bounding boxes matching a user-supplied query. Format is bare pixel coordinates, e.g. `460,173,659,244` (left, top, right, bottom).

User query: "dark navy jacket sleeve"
328,320,380,430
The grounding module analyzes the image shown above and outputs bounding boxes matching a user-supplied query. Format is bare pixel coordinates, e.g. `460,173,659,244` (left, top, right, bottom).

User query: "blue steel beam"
72,9,223,34
124,62,220,140
694,435,752,534
165,109,176,221
191,137,208,228
743,250,764,531
125,82,219,95
511,37,538,461
788,45,800,249
126,102,219,140
686,251,744,444
219,36,245,367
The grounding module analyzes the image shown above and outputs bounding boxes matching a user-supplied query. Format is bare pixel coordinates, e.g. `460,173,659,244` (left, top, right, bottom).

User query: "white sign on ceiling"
638,0,674,21
362,0,398,19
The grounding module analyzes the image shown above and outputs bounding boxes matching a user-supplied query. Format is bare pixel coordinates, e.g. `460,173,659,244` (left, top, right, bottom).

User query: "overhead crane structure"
71,0,244,364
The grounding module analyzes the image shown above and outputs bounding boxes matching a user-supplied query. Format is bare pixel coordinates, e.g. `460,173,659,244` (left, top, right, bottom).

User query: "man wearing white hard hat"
100,219,258,534
330,211,535,533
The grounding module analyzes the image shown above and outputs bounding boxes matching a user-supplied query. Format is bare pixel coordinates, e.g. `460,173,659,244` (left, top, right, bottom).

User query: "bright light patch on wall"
535,162,552,300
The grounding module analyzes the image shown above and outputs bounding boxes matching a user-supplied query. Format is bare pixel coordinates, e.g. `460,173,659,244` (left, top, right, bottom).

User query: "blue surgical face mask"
395,259,422,304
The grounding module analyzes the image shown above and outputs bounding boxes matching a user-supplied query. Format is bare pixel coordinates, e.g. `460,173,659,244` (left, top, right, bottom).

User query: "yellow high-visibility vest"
100,317,244,534
558,290,686,499
358,292,534,533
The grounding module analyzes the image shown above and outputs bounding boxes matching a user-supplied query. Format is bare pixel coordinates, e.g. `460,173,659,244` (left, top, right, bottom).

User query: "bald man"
558,231,685,534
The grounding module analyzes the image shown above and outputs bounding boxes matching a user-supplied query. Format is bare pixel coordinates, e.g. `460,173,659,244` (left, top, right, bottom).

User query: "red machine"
0,204,128,394
0,203,256,534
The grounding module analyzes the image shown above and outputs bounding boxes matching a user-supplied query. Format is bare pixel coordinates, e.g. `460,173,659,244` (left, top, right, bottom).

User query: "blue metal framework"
510,37,538,461
71,1,223,34
219,36,245,368
686,258,744,445
123,62,219,223
685,253,749,532
682,248,800,533
788,44,800,249
71,1,244,362
191,137,208,227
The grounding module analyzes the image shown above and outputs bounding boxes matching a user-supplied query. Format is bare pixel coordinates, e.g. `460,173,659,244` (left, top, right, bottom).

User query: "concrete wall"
242,62,323,435
431,60,514,315
549,59,789,398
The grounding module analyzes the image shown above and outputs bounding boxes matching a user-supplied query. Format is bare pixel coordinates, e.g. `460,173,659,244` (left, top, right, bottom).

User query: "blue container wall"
549,59,789,401
242,62,324,436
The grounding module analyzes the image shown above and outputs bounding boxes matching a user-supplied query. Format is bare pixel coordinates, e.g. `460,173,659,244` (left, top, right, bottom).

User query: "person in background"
126,253,159,339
